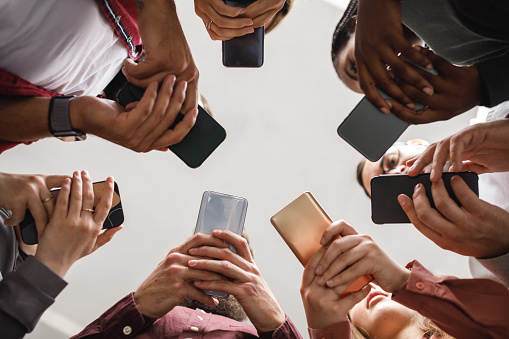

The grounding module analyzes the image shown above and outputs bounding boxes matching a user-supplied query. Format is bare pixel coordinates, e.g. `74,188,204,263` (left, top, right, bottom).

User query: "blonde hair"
265,0,294,33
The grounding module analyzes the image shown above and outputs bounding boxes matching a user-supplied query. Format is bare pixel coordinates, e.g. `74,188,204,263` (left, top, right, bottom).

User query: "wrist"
392,265,411,293
34,252,71,278
254,307,286,333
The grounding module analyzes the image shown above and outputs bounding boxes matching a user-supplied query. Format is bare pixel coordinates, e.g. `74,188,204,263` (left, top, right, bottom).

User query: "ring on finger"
81,208,94,213
42,196,53,203
206,20,213,30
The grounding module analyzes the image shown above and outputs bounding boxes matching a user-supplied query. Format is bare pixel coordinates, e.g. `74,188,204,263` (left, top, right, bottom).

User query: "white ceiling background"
0,0,476,337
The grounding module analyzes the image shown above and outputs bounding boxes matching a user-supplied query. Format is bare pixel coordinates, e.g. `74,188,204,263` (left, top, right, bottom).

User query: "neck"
392,323,425,339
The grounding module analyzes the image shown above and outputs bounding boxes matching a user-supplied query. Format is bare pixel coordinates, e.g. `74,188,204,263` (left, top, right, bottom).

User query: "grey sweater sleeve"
0,255,67,338
474,252,509,287
476,51,509,107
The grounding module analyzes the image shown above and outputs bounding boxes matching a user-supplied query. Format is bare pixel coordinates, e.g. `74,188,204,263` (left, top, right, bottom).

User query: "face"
335,33,362,94
350,285,417,338
361,141,430,195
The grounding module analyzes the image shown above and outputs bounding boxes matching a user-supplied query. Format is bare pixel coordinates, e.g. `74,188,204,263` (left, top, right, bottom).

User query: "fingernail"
412,45,422,51
239,9,246,14
189,248,197,254
386,101,393,109
315,266,323,275
430,169,435,178
426,63,433,70
326,279,334,286
380,107,390,114
82,170,89,175
317,277,325,285
74,171,80,177
320,236,326,245
246,19,253,26
423,87,433,96
188,260,197,266
407,102,416,110
398,195,407,206
414,183,421,193
4,218,12,226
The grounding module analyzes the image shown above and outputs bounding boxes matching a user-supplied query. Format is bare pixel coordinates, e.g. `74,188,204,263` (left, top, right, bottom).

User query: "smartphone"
193,191,248,298
222,0,264,68
18,181,124,245
370,171,479,224
117,83,226,168
337,59,439,162
270,192,372,297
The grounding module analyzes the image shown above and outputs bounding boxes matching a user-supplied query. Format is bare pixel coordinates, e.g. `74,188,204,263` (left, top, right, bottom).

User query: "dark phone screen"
370,172,479,224
222,0,264,67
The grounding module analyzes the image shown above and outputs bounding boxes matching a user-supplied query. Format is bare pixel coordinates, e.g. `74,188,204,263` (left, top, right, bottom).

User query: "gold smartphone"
270,192,372,296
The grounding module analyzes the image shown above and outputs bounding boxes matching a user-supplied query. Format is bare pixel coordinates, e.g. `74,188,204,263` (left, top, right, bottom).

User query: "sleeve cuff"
475,251,509,286
308,321,351,339
258,315,301,339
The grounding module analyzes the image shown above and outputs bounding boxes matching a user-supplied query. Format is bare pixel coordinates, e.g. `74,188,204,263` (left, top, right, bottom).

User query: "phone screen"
370,172,479,224
271,192,372,296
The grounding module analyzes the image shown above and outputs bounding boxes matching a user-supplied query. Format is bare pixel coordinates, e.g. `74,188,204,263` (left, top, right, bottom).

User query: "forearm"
0,96,51,142
0,256,67,338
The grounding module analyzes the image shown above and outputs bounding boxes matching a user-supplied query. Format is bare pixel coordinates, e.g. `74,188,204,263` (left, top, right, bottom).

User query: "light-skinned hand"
314,220,409,294
407,119,509,181
189,229,286,332
398,177,509,259
133,233,230,319
35,171,121,278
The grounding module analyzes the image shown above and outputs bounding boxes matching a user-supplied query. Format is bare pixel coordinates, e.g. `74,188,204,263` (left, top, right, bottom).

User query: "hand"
0,173,68,228
189,230,286,332
407,119,509,181
123,0,199,114
314,220,409,294
133,233,230,319
398,177,509,259
194,0,254,41
355,0,433,114
71,75,198,152
390,47,485,124
35,171,121,278
301,245,370,330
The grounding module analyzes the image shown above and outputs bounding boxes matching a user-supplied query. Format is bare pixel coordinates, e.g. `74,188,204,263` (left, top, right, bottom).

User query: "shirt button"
197,315,203,321
416,282,425,290
123,326,132,335
191,326,199,332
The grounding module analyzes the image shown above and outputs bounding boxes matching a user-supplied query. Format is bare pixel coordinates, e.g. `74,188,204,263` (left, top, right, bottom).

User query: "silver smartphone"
193,191,248,298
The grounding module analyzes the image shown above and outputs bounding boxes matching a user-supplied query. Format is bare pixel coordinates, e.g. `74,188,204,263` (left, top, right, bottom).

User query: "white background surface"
1,0,476,337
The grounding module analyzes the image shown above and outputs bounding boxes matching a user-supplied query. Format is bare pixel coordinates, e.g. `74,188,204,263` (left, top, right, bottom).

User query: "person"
71,229,302,338
332,0,509,124
194,0,293,41
355,117,509,286
0,171,121,338
0,0,200,154
300,220,509,338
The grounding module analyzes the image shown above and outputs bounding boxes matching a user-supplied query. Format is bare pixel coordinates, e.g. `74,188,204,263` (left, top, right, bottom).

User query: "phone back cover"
169,106,226,168
270,192,332,266
195,191,248,236
337,91,409,162
371,172,479,224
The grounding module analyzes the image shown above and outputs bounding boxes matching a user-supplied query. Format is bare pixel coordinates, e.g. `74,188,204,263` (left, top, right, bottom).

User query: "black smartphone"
117,83,226,168
222,0,264,68
370,172,479,224
19,181,124,245
337,59,438,162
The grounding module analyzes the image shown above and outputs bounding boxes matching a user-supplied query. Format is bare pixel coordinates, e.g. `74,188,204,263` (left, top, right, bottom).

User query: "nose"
390,164,407,174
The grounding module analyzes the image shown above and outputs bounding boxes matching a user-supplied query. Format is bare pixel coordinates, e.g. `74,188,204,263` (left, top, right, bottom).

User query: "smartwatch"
48,95,86,141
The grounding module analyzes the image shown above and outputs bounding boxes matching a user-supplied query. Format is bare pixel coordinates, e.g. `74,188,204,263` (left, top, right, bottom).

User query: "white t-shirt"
0,0,128,96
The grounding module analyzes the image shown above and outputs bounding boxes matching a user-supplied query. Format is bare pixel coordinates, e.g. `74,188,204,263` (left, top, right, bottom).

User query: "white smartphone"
193,191,248,298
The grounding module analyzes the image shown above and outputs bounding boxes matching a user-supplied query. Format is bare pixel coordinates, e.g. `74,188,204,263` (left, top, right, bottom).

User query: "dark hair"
356,158,370,198
265,0,294,33
331,0,358,63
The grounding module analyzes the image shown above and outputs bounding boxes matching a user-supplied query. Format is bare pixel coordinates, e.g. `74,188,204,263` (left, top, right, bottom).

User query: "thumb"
92,226,123,253
45,175,70,190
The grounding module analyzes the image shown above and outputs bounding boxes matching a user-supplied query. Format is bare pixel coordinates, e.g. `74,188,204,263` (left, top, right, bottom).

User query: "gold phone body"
270,192,372,296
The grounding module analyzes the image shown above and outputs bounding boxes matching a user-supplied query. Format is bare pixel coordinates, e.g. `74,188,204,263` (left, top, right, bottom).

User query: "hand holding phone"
270,192,372,296
117,83,226,168
337,58,438,162
370,172,479,224
222,0,264,67
19,181,124,244
193,191,248,298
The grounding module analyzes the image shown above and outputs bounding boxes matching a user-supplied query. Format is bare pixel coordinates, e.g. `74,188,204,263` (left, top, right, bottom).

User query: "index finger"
242,0,284,19
210,0,246,17
302,246,327,287
178,232,230,255
181,81,199,115
93,177,114,224
211,229,254,263
407,143,437,177
320,220,358,246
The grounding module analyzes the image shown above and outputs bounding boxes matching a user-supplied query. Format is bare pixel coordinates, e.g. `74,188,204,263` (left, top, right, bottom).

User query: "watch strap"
48,96,86,141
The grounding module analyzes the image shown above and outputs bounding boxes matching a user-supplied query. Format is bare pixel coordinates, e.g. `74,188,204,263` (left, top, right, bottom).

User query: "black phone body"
117,83,226,168
370,172,479,224
337,58,438,162
19,181,124,245
222,0,264,68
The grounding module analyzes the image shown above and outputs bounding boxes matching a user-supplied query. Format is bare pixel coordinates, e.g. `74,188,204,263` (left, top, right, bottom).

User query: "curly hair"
331,0,358,64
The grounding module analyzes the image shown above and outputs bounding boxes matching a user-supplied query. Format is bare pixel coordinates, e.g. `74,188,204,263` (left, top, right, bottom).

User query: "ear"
346,15,357,34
